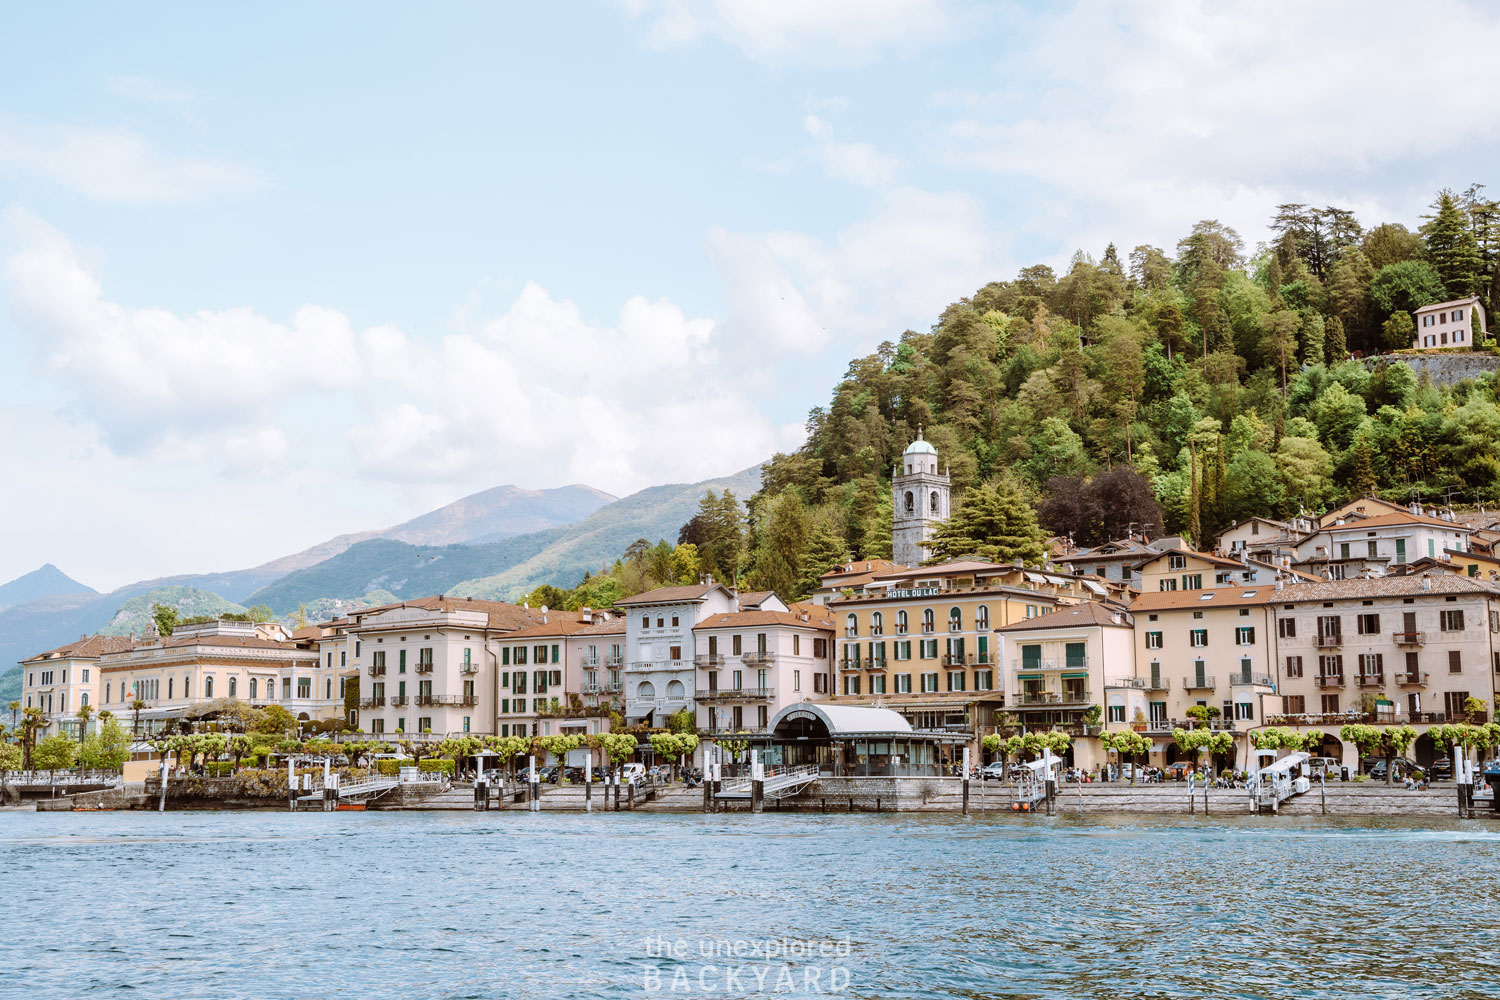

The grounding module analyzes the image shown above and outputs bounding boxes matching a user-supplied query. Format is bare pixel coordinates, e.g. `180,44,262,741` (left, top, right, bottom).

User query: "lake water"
2,810,1498,999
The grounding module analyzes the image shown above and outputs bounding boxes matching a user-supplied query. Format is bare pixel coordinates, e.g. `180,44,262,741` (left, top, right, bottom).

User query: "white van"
1306,757,1342,779
620,763,646,786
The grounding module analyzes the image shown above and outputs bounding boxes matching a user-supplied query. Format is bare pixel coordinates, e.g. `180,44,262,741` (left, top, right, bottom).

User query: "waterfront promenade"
23,775,1499,819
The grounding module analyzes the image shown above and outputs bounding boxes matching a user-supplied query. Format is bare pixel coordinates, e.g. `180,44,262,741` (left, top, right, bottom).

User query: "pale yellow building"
19,634,135,737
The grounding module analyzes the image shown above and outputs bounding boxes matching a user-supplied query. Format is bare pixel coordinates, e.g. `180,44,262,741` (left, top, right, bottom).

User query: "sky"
3,0,1500,592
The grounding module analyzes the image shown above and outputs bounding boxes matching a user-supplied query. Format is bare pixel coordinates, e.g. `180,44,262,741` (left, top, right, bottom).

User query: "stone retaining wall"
1364,352,1500,386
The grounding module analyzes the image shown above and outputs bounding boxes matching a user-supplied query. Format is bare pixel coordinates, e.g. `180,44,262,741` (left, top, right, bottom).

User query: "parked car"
1305,757,1343,779
552,766,585,784
1165,761,1194,780
1364,757,1424,780
1428,757,1453,780
620,763,646,787
980,762,1007,782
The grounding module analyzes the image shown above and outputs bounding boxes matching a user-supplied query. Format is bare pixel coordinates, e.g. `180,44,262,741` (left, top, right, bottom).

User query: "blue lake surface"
2,810,1498,999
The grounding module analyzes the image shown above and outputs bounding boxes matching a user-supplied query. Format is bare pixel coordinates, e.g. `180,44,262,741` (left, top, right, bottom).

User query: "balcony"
742,652,776,666
845,629,859,638
1010,657,1090,671
358,697,385,709
694,654,725,668
1393,632,1425,647
695,687,774,702
1229,673,1276,688
1356,673,1385,688
838,659,864,671
416,694,477,707
415,662,433,675
1396,671,1428,686
865,660,888,672
603,656,624,669
460,662,478,674
948,622,963,632
1183,676,1216,692
367,665,386,677
1315,635,1343,649
1010,690,1090,707
1147,677,1170,691
942,654,975,667
388,696,409,707
625,659,689,673
1105,677,1146,689
1315,675,1344,689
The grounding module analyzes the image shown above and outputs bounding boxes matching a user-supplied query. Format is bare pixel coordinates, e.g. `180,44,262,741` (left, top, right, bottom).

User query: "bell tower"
892,427,950,568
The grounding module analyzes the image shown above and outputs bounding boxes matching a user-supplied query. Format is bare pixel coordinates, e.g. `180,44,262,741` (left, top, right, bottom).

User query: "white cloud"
708,185,1000,358
620,0,958,65
347,281,798,493
939,0,1500,259
106,75,196,105
802,114,901,189
2,211,360,460
0,113,262,202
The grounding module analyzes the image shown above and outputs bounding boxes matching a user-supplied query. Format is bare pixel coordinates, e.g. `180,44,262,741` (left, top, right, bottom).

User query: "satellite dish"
541,605,549,615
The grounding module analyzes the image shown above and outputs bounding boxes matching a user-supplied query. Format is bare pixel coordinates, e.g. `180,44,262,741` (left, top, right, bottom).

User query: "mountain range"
0,469,760,702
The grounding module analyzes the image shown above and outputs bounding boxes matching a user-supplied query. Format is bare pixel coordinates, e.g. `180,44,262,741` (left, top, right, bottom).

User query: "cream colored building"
1413,295,1486,349
19,634,135,736
97,619,331,734
692,605,836,737
996,602,1134,769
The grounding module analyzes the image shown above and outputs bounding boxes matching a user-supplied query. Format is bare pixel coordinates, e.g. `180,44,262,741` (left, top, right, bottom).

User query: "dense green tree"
1423,189,1485,299
927,479,1047,565
1370,260,1447,317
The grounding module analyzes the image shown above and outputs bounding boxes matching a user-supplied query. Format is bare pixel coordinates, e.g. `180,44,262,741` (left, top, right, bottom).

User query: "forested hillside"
723,188,1500,595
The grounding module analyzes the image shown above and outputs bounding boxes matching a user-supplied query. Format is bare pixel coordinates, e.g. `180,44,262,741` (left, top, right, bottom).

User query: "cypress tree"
1424,190,1484,299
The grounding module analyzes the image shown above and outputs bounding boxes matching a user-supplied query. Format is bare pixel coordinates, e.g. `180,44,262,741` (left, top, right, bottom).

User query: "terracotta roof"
737,590,775,607
613,583,730,607
692,609,836,631
1271,574,1500,603
873,560,1008,581
820,559,906,583
1137,547,1247,570
996,602,1131,632
498,614,597,639
1322,511,1472,531
160,635,307,650
1129,586,1281,612
573,616,627,636
23,634,136,663
346,595,544,631
291,625,326,640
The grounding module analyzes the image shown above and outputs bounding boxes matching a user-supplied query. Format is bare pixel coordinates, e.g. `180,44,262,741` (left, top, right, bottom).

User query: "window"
1317,615,1341,639
793,670,801,692
895,673,912,694
1285,695,1305,714
1356,613,1380,635
896,611,909,635
870,612,883,636
1160,579,1177,592
167,677,174,699
921,672,940,692
1235,702,1253,721
1441,609,1465,632
1278,618,1296,639
1286,655,1303,678
1168,554,1186,570
976,605,990,630
1108,705,1126,723
671,616,679,627
1236,627,1255,645
642,616,649,630
813,638,828,658
948,607,963,631
1190,629,1208,648
1145,631,1162,649
793,634,800,656
1183,574,1202,589
869,675,886,695
922,609,935,633
249,678,258,700
947,671,965,692
298,677,311,698
843,675,861,695
846,614,858,638
1321,694,1340,713
228,677,237,698
1449,650,1462,674
1359,653,1383,677
974,669,992,690
1445,691,1470,718
732,634,743,655
657,618,664,628
105,682,111,703
920,638,938,659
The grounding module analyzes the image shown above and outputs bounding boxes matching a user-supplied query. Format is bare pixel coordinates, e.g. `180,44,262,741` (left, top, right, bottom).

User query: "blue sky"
3,0,1498,590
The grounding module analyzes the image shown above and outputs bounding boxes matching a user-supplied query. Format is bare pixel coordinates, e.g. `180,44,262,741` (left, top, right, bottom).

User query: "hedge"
419,759,454,775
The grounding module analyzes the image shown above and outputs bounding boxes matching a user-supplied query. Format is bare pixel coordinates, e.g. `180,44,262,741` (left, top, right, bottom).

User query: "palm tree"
75,703,95,741
7,701,18,731
131,699,147,736
20,707,45,772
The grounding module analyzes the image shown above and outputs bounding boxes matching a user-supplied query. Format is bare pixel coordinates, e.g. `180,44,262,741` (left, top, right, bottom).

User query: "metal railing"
1009,691,1089,706
358,697,385,709
460,663,478,675
1011,657,1089,670
1356,673,1385,688
415,695,475,707
1396,671,1428,686
367,665,386,676
415,663,433,675
742,652,776,666
1315,675,1344,688
695,687,774,702
694,654,725,668
388,696,409,707
1183,677,1216,691
942,654,974,667
1106,677,1146,689
865,659,888,671
625,659,689,673
1315,634,1343,648
1229,673,1275,687
1393,631,1425,646
1147,677,1170,691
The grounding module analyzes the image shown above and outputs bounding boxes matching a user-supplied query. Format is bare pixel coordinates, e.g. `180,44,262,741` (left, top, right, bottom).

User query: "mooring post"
750,749,764,814
613,770,621,812
1320,773,1326,815
1189,773,1195,815
528,755,539,812
584,755,593,813
159,753,170,813
961,746,971,816
286,756,295,813
474,773,487,811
